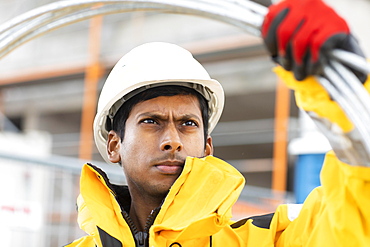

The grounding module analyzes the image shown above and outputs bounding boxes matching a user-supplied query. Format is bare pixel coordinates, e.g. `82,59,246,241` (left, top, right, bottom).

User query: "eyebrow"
137,112,201,122
178,114,202,123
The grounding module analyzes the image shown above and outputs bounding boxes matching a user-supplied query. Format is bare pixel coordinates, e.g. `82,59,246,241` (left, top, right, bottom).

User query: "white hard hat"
93,42,225,164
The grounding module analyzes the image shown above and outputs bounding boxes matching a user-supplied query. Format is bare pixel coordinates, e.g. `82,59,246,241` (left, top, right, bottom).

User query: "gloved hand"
261,0,367,83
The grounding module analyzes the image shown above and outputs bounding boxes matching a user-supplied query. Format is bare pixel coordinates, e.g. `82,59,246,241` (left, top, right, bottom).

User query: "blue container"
294,153,325,203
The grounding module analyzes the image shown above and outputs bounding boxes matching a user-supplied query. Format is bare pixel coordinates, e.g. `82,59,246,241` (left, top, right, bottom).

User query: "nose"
160,124,183,153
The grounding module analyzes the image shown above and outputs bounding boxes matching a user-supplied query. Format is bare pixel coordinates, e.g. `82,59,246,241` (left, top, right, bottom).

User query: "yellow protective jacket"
66,153,370,247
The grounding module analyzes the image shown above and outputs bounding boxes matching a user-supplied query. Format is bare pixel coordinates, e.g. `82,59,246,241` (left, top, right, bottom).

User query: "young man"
67,0,370,246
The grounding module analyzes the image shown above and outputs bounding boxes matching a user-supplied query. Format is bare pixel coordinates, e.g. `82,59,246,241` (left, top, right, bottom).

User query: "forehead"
130,94,202,117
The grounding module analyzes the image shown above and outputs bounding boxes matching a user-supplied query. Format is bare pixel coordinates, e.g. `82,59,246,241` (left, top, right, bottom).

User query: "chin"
151,181,176,197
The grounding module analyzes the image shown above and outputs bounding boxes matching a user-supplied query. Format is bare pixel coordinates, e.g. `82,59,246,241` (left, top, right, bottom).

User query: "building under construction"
0,0,369,246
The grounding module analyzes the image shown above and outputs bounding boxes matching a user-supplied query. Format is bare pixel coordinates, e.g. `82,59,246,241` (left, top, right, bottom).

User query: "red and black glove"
261,0,367,82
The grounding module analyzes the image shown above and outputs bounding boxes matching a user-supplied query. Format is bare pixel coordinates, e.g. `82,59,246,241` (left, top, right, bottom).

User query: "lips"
155,161,184,175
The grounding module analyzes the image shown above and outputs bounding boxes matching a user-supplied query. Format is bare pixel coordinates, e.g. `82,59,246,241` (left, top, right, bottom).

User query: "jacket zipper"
90,165,162,247
121,207,160,247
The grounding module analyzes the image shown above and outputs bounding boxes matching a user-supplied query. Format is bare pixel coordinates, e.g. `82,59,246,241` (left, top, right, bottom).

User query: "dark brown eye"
142,119,157,124
182,120,197,127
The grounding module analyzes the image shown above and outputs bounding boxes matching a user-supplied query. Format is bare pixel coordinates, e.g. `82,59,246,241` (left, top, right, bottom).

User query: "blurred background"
0,0,369,246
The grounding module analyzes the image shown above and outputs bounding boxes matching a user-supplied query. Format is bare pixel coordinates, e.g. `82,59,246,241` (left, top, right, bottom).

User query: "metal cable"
1,0,370,165
0,0,266,58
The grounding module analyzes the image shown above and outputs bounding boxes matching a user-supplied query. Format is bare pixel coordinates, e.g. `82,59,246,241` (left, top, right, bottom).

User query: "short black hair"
110,85,209,145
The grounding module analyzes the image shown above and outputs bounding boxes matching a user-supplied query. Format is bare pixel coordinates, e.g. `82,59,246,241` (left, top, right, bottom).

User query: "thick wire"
1,0,370,165
331,49,370,75
320,65,370,159
0,0,266,59
331,60,370,122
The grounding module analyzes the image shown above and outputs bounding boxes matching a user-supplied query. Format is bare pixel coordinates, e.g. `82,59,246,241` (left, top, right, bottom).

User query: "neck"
129,191,165,232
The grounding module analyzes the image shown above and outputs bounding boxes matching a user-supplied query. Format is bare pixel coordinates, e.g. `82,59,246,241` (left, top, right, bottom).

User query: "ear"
204,135,214,156
107,130,121,163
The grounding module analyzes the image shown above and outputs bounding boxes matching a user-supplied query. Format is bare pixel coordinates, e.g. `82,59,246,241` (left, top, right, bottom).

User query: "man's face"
108,94,213,198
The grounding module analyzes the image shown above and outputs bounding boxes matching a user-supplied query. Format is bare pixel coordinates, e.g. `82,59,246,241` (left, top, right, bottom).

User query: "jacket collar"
151,156,245,241
79,156,245,243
